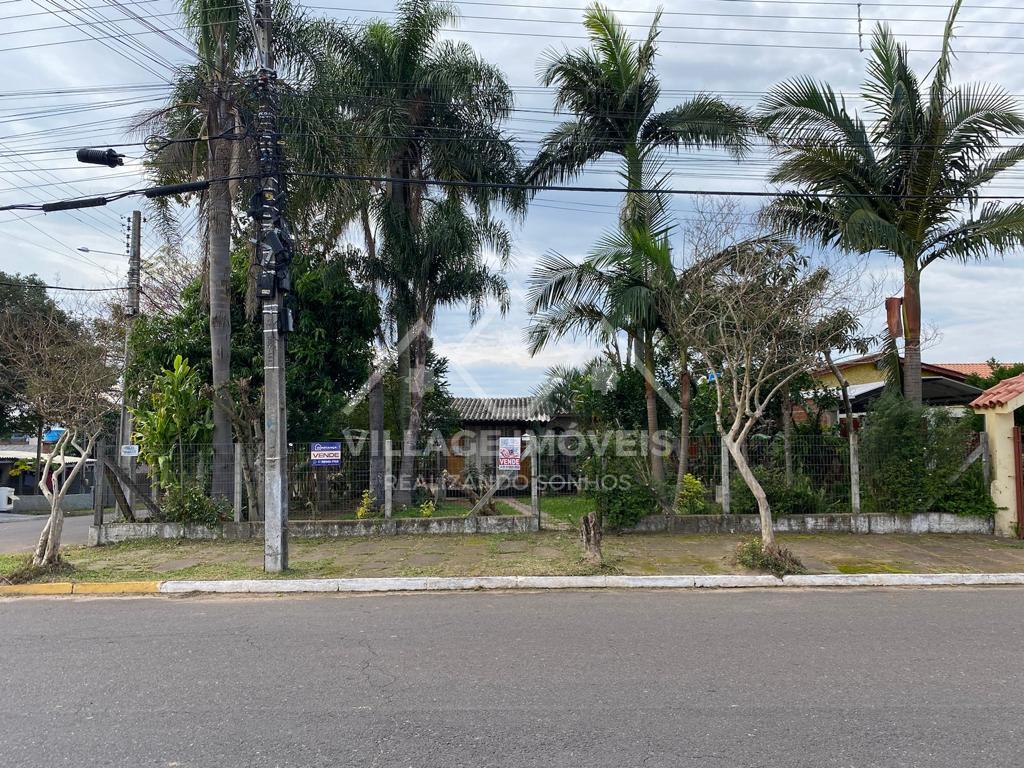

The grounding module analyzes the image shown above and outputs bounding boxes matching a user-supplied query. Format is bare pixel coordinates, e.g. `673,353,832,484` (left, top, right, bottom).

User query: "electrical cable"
0,278,126,292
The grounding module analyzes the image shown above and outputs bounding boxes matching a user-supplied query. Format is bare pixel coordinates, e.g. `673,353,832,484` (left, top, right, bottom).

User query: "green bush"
582,450,659,529
594,480,657,529
675,473,708,515
860,394,994,516
735,537,807,577
933,465,998,518
159,484,231,527
729,468,827,516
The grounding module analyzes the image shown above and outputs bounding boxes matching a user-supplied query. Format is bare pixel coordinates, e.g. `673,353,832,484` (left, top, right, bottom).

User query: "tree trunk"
33,432,95,566
580,510,602,565
725,433,775,547
397,323,427,506
674,353,691,508
781,392,794,487
208,92,234,502
369,369,385,508
641,334,664,484
902,262,923,406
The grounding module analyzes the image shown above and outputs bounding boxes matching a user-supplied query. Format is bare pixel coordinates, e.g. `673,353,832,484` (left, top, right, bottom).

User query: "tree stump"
580,511,603,565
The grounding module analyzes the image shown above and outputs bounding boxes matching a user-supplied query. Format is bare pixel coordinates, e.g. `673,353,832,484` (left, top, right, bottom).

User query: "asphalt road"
2,589,1023,767
0,513,93,553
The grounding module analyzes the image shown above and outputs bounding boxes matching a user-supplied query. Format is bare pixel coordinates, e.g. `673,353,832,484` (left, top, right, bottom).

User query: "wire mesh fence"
89,426,989,525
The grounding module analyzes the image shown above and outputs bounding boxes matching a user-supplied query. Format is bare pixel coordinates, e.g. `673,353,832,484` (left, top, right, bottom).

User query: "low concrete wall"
90,514,538,545
12,493,91,513
622,512,994,535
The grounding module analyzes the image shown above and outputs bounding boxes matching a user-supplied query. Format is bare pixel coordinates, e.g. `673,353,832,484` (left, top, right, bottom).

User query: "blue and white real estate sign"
310,441,342,467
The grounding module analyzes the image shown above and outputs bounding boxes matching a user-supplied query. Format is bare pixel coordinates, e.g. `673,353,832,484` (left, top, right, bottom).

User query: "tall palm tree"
138,0,345,498
759,0,1024,405
371,198,511,495
525,3,750,483
587,183,700,500
334,0,523,501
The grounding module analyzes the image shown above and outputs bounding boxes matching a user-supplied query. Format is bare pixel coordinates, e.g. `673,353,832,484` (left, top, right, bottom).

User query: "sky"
2,0,1024,397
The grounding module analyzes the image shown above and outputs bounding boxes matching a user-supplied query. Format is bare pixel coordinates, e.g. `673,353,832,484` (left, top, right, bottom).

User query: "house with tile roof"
446,397,574,486
808,352,984,426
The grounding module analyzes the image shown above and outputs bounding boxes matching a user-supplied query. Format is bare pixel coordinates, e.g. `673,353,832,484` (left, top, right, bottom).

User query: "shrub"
599,481,657,528
583,451,659,529
419,500,435,518
160,484,230,527
934,465,998,518
729,468,827,516
860,393,994,516
675,473,708,515
735,537,807,577
355,490,376,519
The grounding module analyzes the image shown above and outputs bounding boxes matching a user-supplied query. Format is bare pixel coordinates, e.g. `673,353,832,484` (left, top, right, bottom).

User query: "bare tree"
682,213,861,551
0,304,117,566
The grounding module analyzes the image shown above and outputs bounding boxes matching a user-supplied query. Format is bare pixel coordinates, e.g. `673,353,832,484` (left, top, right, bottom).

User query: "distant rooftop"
823,354,1012,382
936,363,1021,379
452,396,553,423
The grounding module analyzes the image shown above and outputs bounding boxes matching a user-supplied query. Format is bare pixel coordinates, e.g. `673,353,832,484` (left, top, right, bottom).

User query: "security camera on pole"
250,0,293,572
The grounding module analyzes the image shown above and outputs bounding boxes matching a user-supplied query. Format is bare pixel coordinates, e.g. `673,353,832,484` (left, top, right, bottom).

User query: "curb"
0,581,159,596
4,574,1024,597
156,572,1024,594
157,574,785,594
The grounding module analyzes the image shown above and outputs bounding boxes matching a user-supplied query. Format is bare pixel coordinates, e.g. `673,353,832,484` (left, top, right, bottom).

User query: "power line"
0,278,126,292
435,0,1024,24
320,4,1024,42
4,12,1024,56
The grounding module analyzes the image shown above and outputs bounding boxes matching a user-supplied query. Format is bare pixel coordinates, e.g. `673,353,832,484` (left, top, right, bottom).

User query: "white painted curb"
156,572,1024,594
782,572,1024,587
158,574,783,593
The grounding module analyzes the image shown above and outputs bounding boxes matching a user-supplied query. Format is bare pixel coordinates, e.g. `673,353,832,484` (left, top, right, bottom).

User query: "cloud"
3,0,1024,394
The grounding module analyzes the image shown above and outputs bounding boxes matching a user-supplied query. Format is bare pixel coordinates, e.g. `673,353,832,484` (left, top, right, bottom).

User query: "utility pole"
118,210,142,496
252,0,292,572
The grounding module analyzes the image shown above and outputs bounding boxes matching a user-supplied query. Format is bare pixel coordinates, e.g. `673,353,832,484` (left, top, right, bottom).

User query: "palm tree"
759,0,1024,405
525,3,750,483
587,185,700,501
334,0,523,501
137,0,345,499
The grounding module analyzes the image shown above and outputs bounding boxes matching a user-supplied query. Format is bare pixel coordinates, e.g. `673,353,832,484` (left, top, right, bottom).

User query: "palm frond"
642,94,751,158
922,201,1024,267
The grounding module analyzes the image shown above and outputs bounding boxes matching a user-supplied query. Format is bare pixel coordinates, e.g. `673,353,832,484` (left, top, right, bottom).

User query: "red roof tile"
935,363,998,378
970,374,1024,409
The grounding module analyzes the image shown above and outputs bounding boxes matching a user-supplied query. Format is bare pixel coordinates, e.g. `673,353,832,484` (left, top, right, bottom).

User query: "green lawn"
4,532,1024,585
540,494,592,525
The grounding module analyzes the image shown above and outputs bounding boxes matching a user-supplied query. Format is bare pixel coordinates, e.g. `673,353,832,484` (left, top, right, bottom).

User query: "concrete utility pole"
252,0,292,572
118,210,142,493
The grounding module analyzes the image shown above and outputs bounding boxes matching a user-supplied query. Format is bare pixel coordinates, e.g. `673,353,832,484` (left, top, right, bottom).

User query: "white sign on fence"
310,441,342,467
497,436,521,472
120,444,140,458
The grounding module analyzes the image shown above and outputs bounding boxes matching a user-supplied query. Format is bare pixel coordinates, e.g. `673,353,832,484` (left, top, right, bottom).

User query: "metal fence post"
529,434,540,530
384,438,393,518
233,443,243,522
849,430,862,515
92,439,105,530
720,437,731,515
